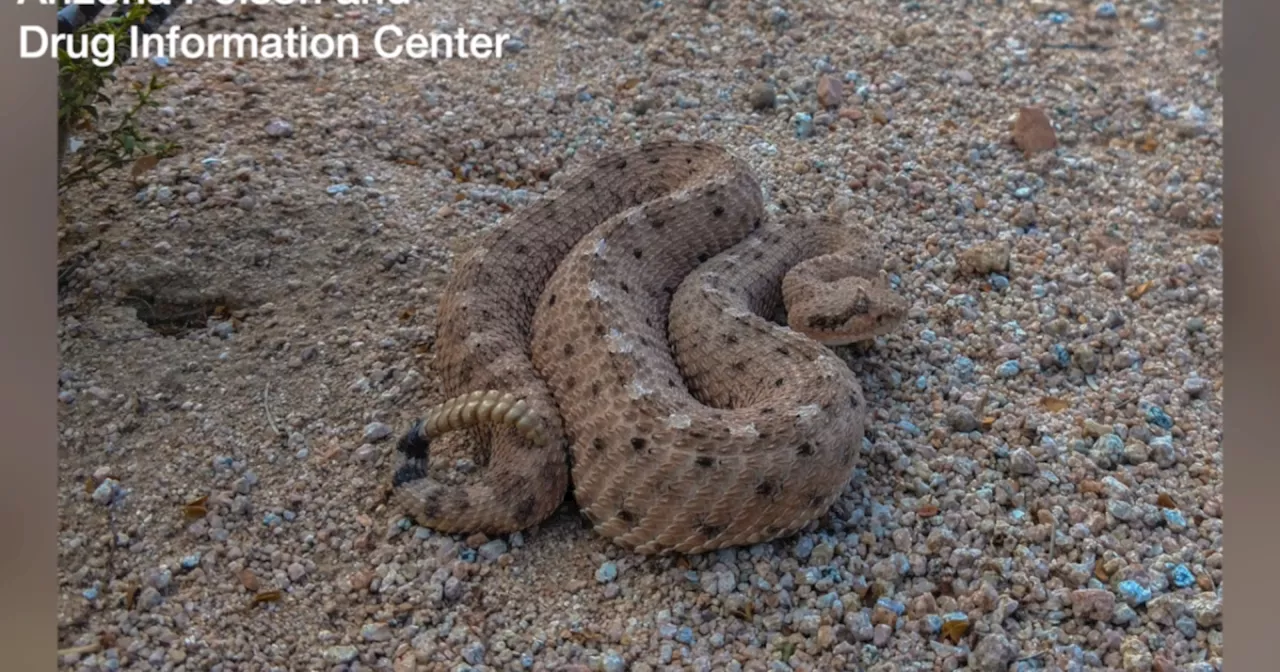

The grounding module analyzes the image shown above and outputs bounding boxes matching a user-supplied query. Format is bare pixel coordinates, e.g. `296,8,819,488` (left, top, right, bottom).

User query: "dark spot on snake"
586,179,595,190
647,155,660,164
697,253,710,263
663,285,676,295
761,407,775,414
548,294,557,306
667,379,676,387
419,491,442,518
595,324,606,336
725,333,739,344
758,432,770,440
591,382,601,396
776,347,791,357
753,218,762,229
515,244,527,255
633,249,643,259
593,437,607,451
564,375,577,390
563,343,574,356
516,496,539,524
617,509,636,523
765,525,782,536
695,456,714,468
696,521,726,539
617,159,628,169
689,430,708,439
713,205,725,217
731,360,746,371
451,494,472,512
539,458,563,484
631,437,647,451
651,219,665,229
797,442,814,456
774,378,784,387
753,250,765,260
808,494,827,509
620,282,630,293
756,480,777,497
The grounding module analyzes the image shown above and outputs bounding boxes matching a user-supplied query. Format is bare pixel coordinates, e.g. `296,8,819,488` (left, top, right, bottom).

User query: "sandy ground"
56,1,1222,671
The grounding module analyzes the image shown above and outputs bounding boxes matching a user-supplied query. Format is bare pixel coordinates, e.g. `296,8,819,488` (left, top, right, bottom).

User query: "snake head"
789,280,909,346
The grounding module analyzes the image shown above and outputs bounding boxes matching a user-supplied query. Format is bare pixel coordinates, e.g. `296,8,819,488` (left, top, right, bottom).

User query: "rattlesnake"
391,139,907,554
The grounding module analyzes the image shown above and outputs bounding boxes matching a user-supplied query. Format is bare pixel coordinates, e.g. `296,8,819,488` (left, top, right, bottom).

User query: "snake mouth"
809,333,871,347
804,312,905,346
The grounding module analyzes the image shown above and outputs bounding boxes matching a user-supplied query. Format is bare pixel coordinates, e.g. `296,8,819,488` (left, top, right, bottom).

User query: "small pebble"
793,113,814,138
265,120,294,137
478,539,508,562
748,83,776,110
596,562,619,583
816,75,843,108
1117,580,1153,607
1145,405,1175,430
91,479,121,506
364,422,393,442
1008,448,1038,475
361,622,392,642
947,406,980,432
995,360,1020,378
324,646,359,664
794,536,815,560
971,632,1018,672
1183,376,1210,398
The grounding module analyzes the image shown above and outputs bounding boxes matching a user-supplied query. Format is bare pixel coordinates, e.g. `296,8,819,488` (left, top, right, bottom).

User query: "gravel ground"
55,1,1222,670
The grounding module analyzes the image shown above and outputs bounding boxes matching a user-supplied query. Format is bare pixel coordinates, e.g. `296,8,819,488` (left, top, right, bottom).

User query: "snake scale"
390,139,908,554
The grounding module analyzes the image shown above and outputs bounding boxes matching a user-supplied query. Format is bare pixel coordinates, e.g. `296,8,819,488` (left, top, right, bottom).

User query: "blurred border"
1225,0,1280,666
0,1,58,669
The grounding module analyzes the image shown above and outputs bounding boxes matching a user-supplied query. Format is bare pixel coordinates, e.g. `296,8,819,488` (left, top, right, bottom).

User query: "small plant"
58,4,180,190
